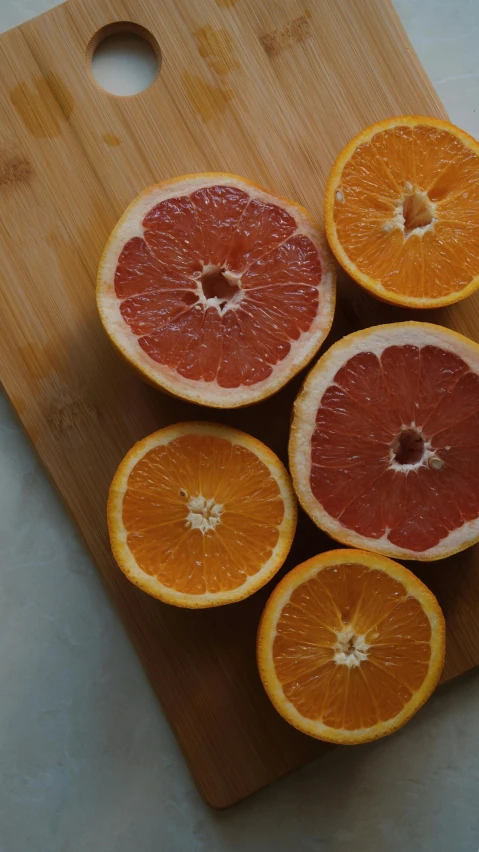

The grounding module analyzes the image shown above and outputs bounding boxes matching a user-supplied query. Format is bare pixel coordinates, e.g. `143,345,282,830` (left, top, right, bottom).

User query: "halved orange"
108,422,297,607
97,173,335,408
325,116,479,308
257,549,445,744
290,321,479,560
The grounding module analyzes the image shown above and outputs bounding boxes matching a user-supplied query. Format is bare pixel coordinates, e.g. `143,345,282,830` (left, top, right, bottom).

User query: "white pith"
289,322,479,561
186,495,223,533
388,425,438,472
194,263,243,315
97,174,336,408
380,186,437,240
333,627,369,668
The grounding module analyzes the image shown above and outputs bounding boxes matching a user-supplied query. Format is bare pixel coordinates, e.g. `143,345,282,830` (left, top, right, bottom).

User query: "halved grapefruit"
108,422,297,607
257,549,445,744
97,173,335,407
325,116,479,308
290,321,479,560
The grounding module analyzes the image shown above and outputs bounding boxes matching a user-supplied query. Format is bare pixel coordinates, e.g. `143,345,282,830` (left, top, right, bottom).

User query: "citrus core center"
402,190,434,235
334,627,369,668
201,265,240,309
392,428,425,465
186,494,223,534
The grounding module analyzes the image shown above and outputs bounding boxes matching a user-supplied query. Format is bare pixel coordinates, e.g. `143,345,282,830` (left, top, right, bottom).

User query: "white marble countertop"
2,2,479,851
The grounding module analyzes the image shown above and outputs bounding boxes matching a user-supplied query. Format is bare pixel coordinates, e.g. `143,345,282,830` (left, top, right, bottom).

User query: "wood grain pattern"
0,0,475,808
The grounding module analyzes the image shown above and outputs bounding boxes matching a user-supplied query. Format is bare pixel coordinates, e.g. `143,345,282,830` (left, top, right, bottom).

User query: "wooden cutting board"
1,0,478,809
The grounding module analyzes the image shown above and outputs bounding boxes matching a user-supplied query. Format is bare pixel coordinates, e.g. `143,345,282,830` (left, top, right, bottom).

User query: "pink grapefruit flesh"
290,322,479,560
97,174,335,407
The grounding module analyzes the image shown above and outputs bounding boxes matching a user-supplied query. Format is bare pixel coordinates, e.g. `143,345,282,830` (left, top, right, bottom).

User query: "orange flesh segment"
272,562,432,730
334,125,479,299
310,343,479,553
122,434,284,595
115,185,322,387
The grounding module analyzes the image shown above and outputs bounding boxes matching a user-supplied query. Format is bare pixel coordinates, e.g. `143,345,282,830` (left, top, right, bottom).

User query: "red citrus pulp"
97,174,335,407
290,322,479,560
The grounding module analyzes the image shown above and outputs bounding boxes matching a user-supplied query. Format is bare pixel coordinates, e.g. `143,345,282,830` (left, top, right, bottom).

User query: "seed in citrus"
108,422,297,607
97,173,335,408
325,116,479,308
290,321,479,560
257,549,445,744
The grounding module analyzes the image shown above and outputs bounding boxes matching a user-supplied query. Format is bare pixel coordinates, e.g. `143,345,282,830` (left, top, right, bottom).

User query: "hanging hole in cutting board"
88,23,161,96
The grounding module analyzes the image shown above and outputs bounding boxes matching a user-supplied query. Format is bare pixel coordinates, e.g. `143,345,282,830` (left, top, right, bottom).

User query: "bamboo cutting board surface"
1,0,478,808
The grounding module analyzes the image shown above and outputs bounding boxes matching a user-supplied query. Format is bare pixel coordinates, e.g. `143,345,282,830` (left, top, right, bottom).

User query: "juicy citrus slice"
108,422,297,607
257,549,445,744
97,173,335,408
325,116,479,308
290,321,479,560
